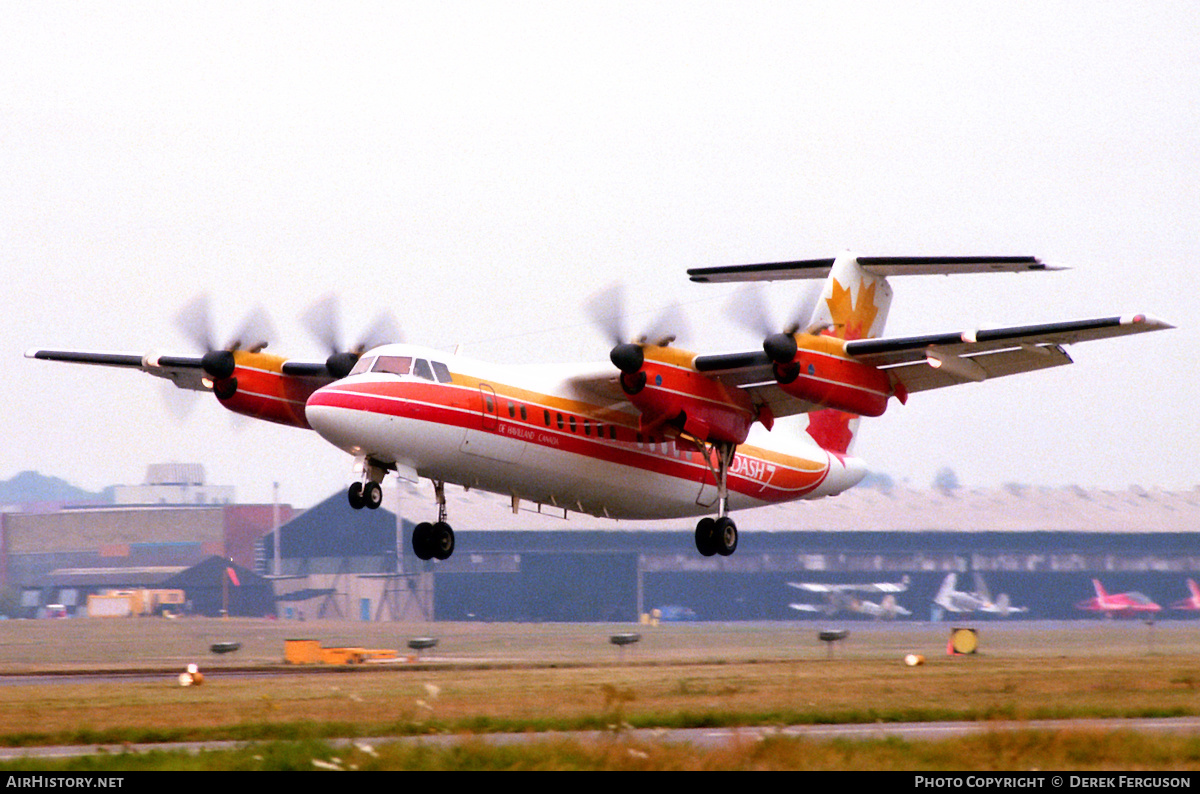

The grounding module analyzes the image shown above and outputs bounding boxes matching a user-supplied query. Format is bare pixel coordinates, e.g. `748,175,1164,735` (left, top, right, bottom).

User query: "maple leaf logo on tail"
821,275,883,342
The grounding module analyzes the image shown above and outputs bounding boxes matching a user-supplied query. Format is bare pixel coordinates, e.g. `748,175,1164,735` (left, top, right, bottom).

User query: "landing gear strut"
412,480,455,561
693,440,738,557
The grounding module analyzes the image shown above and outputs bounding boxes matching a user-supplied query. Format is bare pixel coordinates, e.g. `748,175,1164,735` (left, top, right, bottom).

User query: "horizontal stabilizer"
688,255,1058,283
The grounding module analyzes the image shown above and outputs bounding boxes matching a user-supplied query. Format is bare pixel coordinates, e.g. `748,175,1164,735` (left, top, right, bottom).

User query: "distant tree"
933,467,960,494
857,471,895,492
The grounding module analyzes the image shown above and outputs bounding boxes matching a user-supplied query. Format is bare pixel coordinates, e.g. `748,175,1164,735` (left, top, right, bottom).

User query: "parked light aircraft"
932,573,1028,617
1076,579,1162,616
26,252,1171,562
1172,579,1200,611
788,576,912,619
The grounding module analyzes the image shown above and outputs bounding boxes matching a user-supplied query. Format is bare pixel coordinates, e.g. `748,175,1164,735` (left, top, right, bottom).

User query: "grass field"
1,617,1199,770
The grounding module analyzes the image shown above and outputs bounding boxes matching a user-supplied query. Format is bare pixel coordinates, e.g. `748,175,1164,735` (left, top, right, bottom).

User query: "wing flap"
884,345,1073,394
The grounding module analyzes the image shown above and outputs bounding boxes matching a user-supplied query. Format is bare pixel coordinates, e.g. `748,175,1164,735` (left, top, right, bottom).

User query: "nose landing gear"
346,480,383,510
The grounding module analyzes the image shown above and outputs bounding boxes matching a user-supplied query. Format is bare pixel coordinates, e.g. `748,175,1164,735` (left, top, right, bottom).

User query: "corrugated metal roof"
389,481,1200,534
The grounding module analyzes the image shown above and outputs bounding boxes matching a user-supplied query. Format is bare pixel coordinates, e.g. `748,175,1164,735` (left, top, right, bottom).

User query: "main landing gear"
693,440,738,557
411,481,455,562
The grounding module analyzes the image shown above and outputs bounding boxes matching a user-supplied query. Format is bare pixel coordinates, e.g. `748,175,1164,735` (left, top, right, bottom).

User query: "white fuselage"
304,344,866,521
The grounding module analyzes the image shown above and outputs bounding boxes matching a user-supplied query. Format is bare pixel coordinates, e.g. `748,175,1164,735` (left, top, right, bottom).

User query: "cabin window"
372,356,412,376
413,358,435,381
520,405,528,421
544,410,551,426
569,416,577,433
507,402,515,418
556,412,564,430
583,419,591,436
349,356,376,376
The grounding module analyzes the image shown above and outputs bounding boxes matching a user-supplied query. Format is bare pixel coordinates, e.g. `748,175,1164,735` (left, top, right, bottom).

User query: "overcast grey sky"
2,1,1195,508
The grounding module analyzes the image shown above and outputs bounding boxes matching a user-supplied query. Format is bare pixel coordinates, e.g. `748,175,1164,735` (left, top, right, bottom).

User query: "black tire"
412,521,434,560
432,521,455,560
363,481,383,509
347,482,365,510
715,516,738,556
695,517,718,556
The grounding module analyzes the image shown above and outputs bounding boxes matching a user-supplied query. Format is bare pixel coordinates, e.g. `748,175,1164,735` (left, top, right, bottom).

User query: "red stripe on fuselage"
306,378,831,503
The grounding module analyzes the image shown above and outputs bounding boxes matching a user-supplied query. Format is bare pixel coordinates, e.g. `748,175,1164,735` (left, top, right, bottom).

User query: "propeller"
724,282,826,368
301,293,403,379
584,284,690,380
175,295,276,382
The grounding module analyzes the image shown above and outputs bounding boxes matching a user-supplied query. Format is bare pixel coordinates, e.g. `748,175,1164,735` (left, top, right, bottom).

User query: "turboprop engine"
762,331,898,417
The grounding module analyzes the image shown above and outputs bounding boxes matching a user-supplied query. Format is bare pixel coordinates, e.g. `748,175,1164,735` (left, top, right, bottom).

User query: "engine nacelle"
765,333,895,418
611,344,759,445
212,351,324,429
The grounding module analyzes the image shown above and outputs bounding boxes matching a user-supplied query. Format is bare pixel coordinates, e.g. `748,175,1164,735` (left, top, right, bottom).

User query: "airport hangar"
2,464,1198,621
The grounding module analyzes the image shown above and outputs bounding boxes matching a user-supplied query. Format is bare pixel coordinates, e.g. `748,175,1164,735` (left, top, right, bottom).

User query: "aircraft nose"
305,384,363,454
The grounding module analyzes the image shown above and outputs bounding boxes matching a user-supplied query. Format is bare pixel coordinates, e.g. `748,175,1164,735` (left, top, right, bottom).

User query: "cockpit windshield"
348,353,453,383
372,356,413,376
348,355,376,376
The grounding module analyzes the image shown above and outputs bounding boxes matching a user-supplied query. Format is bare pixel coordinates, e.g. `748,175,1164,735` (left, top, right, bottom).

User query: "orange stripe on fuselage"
310,371,831,503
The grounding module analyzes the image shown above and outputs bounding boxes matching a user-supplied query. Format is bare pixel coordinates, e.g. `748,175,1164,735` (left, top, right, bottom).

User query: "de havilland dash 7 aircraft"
27,252,1171,562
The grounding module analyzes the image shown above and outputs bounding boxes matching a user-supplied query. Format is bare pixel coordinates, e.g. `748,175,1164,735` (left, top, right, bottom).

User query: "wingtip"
1124,313,1175,330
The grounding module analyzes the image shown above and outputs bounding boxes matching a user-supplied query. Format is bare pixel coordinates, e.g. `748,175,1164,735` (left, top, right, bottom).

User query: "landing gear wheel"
431,521,455,560
412,521,455,561
695,517,718,557
412,521,434,560
362,481,383,509
347,482,365,510
714,516,738,557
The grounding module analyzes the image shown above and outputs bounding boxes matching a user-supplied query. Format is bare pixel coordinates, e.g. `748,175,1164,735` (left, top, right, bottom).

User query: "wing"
843,314,1172,395
27,347,341,429
788,582,837,593
694,314,1172,420
26,348,337,391
25,349,211,391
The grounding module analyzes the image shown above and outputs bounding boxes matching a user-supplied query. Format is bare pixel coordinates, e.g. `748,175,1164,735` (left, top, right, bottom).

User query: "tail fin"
935,573,957,603
1093,579,1107,599
801,252,892,454
808,251,894,342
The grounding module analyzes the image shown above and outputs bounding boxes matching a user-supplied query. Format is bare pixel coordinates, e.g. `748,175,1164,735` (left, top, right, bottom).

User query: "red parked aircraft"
1171,579,1200,611
1077,579,1162,617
